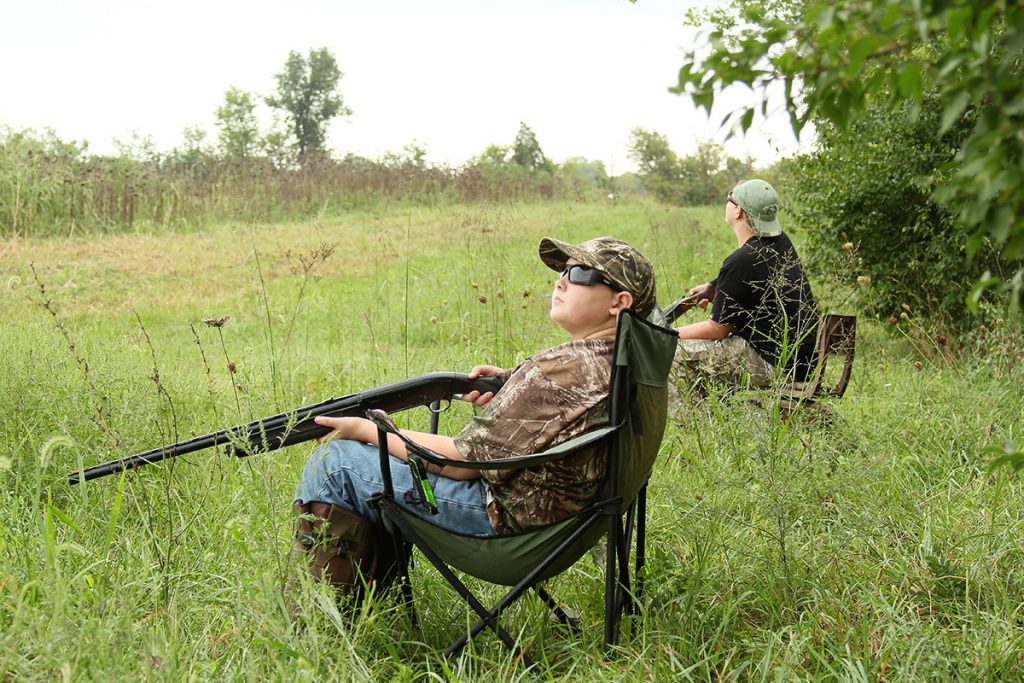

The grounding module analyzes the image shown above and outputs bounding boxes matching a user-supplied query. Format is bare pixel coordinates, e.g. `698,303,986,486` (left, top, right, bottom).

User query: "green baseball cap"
732,179,782,237
538,236,656,318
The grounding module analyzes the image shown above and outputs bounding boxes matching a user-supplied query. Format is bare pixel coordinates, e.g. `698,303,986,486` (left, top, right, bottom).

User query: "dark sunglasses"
727,192,738,206
560,264,624,291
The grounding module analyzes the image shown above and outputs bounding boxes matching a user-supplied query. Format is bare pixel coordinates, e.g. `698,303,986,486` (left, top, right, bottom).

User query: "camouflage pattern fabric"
538,237,656,319
677,336,775,390
453,338,614,535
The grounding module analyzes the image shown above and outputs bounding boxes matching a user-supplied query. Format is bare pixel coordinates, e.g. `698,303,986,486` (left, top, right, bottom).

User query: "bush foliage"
790,95,1016,323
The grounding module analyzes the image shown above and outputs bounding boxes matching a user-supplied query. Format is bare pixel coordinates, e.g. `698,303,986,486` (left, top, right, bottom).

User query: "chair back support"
803,313,856,398
606,310,680,510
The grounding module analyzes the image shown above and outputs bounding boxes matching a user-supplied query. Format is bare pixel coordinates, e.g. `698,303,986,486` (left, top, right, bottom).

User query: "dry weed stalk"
29,262,125,451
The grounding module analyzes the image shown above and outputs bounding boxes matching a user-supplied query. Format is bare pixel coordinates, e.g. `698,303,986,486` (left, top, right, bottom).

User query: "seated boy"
676,179,818,392
293,236,656,593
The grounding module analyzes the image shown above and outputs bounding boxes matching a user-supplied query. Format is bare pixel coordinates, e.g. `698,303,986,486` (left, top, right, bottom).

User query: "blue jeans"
294,439,497,537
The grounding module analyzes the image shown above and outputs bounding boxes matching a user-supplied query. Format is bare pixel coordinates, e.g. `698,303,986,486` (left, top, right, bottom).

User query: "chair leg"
442,514,603,662
535,585,581,633
614,522,633,618
379,499,607,668
603,514,620,650
393,537,418,628
636,485,647,604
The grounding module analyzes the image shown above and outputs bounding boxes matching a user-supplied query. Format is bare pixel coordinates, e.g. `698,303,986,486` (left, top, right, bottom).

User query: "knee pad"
293,501,378,596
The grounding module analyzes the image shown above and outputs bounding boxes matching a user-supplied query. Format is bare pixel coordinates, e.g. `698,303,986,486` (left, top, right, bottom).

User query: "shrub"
790,95,1018,325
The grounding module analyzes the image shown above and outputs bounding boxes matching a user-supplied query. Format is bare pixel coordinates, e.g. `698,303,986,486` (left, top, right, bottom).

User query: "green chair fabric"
389,503,610,586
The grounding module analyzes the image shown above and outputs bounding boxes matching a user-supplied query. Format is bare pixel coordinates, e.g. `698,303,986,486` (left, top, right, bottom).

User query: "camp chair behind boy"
366,309,678,667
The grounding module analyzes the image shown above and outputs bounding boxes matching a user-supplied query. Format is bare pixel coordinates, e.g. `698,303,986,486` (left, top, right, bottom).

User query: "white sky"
0,0,809,172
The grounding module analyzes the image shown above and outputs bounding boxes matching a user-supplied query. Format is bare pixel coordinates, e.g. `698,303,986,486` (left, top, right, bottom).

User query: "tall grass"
1,200,1022,680
0,128,612,239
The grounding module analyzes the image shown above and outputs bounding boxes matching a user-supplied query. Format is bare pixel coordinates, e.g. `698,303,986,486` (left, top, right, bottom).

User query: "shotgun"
67,372,504,485
661,293,701,324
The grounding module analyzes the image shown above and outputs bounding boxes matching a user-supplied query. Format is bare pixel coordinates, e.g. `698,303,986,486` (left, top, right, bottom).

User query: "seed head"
203,315,231,328
478,295,488,304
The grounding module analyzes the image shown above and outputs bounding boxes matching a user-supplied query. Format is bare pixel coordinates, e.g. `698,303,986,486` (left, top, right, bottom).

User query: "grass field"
2,199,1022,681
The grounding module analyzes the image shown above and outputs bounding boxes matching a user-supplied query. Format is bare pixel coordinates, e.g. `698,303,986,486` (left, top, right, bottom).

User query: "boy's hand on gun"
686,282,716,311
460,365,503,407
314,415,364,442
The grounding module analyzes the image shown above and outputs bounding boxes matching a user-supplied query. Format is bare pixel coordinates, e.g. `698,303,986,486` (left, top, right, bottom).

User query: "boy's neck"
730,219,756,247
573,321,618,341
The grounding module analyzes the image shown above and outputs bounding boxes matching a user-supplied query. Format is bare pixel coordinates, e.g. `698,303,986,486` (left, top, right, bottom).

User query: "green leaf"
986,443,1024,473
940,90,971,133
814,6,836,31
899,62,924,100
848,35,880,75
740,108,754,133
946,7,971,46
937,52,965,79
967,271,1001,310
1003,231,1024,261
48,502,82,534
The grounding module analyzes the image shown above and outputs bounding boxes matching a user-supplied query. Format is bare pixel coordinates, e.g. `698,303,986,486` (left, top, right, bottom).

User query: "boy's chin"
549,308,572,331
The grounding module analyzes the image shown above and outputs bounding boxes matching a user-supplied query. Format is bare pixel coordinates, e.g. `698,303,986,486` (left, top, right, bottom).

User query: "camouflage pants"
675,335,774,394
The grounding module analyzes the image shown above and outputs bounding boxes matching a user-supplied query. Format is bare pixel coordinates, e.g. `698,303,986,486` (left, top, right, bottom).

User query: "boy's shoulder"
528,337,614,368
514,338,615,391
532,337,614,358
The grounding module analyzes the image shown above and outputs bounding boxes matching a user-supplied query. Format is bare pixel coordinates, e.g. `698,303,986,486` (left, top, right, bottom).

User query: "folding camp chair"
365,309,679,667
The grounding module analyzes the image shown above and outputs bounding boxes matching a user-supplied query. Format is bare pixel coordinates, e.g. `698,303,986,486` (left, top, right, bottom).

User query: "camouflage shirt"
453,338,614,534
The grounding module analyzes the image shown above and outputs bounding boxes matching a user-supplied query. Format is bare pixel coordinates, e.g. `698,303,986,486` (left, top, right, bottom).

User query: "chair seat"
379,498,611,586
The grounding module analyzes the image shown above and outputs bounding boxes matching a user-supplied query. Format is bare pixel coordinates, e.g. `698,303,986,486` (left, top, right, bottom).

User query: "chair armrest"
365,408,619,472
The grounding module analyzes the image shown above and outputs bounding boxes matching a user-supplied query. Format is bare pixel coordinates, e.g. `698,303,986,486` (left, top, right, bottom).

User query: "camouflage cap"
538,236,656,318
732,179,782,237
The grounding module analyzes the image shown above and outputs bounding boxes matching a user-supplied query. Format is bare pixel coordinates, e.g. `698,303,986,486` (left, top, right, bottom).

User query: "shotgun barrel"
661,294,699,324
67,372,504,485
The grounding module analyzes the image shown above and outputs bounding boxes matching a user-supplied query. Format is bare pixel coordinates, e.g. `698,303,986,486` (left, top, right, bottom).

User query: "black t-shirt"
710,233,818,381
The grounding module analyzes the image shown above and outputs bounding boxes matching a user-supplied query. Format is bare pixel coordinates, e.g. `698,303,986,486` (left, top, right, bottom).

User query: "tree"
511,122,553,173
678,140,727,205
215,87,260,159
473,144,511,167
627,127,681,203
627,129,753,205
112,130,158,163
168,124,210,166
674,0,1024,311
266,48,350,158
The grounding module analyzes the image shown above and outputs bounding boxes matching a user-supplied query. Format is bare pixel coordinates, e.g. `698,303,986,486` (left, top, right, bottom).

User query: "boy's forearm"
677,318,732,340
350,419,481,480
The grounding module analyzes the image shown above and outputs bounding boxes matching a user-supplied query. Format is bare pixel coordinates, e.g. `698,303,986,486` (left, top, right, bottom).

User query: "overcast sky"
1,0,808,172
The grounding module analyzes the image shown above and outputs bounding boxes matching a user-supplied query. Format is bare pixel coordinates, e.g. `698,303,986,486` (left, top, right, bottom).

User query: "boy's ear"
610,291,634,315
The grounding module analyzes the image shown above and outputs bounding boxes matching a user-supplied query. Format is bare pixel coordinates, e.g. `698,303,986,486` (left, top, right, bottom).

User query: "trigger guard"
429,399,452,414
